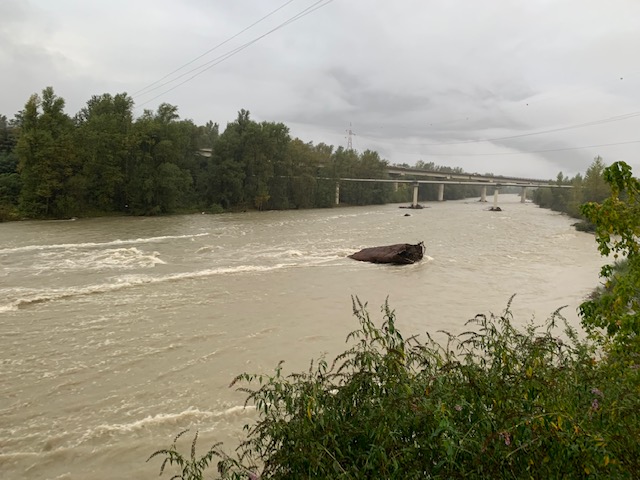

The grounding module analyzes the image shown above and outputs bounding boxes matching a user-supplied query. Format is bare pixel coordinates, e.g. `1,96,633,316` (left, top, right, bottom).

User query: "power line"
361,110,640,147
135,0,331,104
433,112,640,145
135,0,334,107
133,0,297,97
404,139,640,157
416,81,629,130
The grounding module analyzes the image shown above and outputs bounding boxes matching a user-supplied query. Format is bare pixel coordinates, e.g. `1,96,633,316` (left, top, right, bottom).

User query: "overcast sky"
2,0,640,179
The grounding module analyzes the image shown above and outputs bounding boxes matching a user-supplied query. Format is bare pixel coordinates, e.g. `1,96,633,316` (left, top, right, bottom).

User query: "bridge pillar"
335,182,340,205
480,186,487,202
438,183,445,201
493,188,499,208
520,186,527,203
412,183,419,208
393,181,399,191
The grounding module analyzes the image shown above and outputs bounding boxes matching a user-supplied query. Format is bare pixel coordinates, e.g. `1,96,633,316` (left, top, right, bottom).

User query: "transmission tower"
345,123,356,150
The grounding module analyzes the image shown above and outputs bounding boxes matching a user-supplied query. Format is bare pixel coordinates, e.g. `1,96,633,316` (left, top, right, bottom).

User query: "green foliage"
154,298,640,479
16,87,80,217
580,161,640,339
0,202,19,222
583,156,610,204
0,171,21,205
73,93,134,212
532,157,611,222
148,430,224,480
207,203,225,214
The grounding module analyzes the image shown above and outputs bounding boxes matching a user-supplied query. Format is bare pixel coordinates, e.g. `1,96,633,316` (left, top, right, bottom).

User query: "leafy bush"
148,430,221,480
208,203,225,214
580,161,640,339
0,203,19,222
150,298,639,479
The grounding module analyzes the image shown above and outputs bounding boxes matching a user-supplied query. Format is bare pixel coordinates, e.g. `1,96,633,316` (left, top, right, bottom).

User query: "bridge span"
334,167,570,208
385,165,553,185
196,149,567,207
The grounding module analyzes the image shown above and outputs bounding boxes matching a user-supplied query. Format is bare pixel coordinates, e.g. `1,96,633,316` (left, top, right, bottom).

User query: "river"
0,195,604,479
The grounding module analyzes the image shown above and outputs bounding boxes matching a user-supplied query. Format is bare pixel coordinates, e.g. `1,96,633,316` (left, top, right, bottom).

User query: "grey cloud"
2,0,640,179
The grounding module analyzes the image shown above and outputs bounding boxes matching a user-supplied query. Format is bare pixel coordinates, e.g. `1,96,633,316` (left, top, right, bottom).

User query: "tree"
74,93,134,211
209,110,253,208
582,156,610,203
0,114,21,214
124,104,196,214
16,87,79,217
273,138,328,210
579,161,640,339
196,120,219,149
0,114,18,158
250,120,289,210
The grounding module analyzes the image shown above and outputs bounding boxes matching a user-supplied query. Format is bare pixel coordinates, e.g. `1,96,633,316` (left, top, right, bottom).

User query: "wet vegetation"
150,162,640,478
532,156,611,230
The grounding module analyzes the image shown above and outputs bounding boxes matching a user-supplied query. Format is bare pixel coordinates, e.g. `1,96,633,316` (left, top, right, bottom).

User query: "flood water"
0,196,605,479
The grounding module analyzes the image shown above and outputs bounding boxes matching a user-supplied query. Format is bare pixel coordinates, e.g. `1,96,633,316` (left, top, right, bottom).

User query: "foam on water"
80,406,256,439
31,247,166,272
0,233,209,254
0,264,289,311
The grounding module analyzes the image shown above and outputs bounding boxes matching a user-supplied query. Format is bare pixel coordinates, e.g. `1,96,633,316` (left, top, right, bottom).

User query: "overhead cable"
360,111,640,147
404,139,640,157
133,0,297,97
136,0,334,107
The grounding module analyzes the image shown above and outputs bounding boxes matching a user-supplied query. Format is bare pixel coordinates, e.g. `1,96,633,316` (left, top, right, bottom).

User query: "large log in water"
348,242,425,265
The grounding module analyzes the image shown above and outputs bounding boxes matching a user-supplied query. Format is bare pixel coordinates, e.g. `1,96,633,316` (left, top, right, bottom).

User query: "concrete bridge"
335,166,571,208
385,165,552,185
196,149,569,208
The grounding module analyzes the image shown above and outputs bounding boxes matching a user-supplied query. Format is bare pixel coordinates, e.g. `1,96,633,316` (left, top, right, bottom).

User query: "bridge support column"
480,186,487,202
412,183,419,208
393,181,399,191
335,182,340,205
520,187,527,203
438,183,445,201
493,188,499,208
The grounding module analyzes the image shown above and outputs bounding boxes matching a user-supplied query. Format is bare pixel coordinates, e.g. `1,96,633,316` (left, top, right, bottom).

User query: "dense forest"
0,87,489,222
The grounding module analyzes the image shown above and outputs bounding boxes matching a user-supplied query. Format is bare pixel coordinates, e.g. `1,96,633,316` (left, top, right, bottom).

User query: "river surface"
0,196,604,479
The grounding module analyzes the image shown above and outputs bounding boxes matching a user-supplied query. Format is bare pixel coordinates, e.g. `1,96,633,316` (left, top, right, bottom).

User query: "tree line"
532,156,610,227
1,87,422,221
1,86,611,223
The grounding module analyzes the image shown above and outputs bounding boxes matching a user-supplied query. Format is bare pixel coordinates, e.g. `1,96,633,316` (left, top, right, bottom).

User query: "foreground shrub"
150,298,640,479
580,161,640,340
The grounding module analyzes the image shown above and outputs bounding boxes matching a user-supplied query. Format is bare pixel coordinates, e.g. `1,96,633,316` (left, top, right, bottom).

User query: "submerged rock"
348,242,425,265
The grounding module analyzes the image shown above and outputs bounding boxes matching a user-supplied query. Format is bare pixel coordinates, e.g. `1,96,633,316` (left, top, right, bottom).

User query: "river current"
0,196,604,479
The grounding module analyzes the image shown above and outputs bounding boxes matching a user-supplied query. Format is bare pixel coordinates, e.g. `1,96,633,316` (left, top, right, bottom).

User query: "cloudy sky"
2,0,640,178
